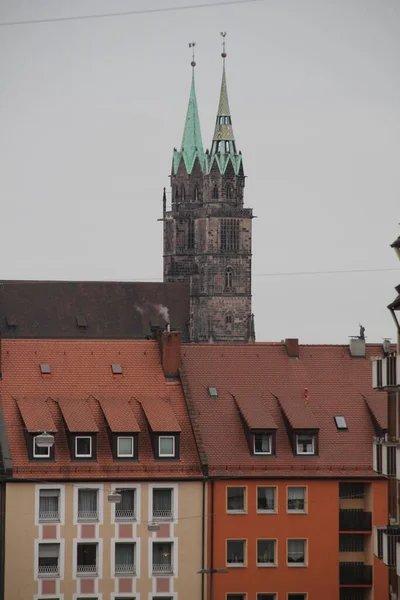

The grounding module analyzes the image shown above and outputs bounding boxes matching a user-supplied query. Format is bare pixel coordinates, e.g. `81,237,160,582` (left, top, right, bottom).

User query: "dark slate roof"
0,281,189,340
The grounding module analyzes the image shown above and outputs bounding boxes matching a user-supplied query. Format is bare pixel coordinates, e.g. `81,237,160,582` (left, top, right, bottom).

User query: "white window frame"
253,433,272,455
75,435,92,458
149,483,178,524
117,436,134,458
296,434,315,455
158,435,175,458
33,436,51,458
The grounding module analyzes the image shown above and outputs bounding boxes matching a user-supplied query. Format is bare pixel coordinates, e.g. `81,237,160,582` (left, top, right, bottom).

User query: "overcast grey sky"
0,0,399,343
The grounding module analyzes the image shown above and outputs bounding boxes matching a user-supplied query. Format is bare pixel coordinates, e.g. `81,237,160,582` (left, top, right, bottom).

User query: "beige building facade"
5,480,204,600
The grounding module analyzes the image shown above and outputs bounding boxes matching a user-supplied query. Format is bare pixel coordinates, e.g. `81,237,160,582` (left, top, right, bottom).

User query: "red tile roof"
278,394,319,429
138,397,181,433
99,398,140,433
181,342,387,477
365,396,387,432
17,398,57,433
0,340,200,479
58,399,99,433
233,393,277,430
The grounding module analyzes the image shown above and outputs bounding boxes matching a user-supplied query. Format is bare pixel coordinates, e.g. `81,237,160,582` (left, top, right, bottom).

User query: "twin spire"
173,35,242,176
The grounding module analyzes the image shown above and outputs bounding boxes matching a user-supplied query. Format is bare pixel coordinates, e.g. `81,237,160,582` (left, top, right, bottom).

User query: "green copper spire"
173,48,205,175
208,33,242,175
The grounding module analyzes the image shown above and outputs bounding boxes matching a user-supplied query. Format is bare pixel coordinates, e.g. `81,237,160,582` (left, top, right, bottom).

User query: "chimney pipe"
157,329,181,378
285,338,299,358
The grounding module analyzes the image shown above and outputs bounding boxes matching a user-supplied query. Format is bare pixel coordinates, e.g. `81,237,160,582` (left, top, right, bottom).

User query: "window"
75,436,92,458
152,542,173,574
257,596,276,600
77,542,98,575
158,436,175,458
334,415,348,430
287,487,306,513
287,539,306,566
115,542,136,575
153,488,173,520
208,386,218,398
181,186,185,201
257,487,276,513
254,433,272,455
225,141,230,152
224,266,233,290
34,436,51,459
117,437,134,458
78,489,98,521
288,596,307,600
112,364,122,374
212,185,219,199
226,540,245,566
187,219,195,249
39,489,60,521
220,219,239,251
227,487,246,512
40,363,51,374
296,434,315,455
226,314,232,326
193,186,199,202
38,543,60,577
257,539,276,566
227,596,246,600
115,489,136,521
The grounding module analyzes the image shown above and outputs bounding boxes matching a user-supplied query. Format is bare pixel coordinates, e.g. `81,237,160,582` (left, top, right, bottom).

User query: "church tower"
163,37,254,343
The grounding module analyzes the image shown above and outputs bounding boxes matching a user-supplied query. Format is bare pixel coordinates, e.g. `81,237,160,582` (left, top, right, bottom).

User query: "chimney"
285,338,299,358
157,329,181,378
349,336,366,358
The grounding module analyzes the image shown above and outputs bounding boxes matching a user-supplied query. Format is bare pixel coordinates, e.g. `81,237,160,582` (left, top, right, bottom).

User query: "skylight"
76,315,87,328
112,364,122,375
334,415,348,430
208,386,218,399
40,363,51,374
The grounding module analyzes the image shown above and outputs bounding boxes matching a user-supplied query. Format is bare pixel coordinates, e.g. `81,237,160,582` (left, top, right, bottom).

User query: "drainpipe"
201,479,206,600
0,481,5,600
210,479,215,600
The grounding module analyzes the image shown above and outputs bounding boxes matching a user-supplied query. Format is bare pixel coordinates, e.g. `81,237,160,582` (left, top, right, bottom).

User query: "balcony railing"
383,528,400,567
372,355,399,389
39,510,60,522
339,509,372,532
339,562,372,586
77,510,98,521
38,564,59,578
115,563,136,575
115,509,136,521
152,509,173,521
152,563,173,575
77,564,98,576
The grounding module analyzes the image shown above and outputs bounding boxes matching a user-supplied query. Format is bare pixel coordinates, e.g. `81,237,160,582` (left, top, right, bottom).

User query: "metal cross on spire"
220,31,227,59
189,41,196,69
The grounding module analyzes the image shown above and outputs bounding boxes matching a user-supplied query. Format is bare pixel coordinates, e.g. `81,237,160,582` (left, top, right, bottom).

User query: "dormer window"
75,436,93,459
254,432,272,455
296,433,315,455
33,435,52,459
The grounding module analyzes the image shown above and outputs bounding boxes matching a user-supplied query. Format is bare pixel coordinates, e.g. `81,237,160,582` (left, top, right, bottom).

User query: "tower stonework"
163,54,254,343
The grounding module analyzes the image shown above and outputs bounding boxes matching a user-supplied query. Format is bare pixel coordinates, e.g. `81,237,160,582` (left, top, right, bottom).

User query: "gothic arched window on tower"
212,185,219,200
226,185,233,200
224,266,234,291
193,186,199,202
225,141,230,153
187,219,195,250
181,186,186,201
220,219,240,251
175,186,179,201
226,313,233,327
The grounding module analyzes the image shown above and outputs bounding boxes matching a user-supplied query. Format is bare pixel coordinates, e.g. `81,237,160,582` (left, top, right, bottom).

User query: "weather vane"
220,31,227,58
189,41,196,68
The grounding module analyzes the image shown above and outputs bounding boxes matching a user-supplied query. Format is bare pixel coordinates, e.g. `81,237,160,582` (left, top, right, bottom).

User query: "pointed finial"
189,41,196,68
220,31,227,59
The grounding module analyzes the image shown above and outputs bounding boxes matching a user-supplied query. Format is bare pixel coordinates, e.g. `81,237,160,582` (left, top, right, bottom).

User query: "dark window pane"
227,487,245,511
227,540,245,564
257,540,276,564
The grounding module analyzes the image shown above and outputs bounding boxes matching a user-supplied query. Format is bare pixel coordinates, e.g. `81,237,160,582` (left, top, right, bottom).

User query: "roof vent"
349,337,366,358
40,363,51,374
208,386,218,399
111,364,122,375
75,315,87,328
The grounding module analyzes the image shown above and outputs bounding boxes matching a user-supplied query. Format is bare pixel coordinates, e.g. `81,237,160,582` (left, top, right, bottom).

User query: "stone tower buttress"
164,39,254,343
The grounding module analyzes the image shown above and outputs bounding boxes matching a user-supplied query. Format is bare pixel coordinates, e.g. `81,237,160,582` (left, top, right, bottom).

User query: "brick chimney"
157,330,181,378
285,338,299,358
